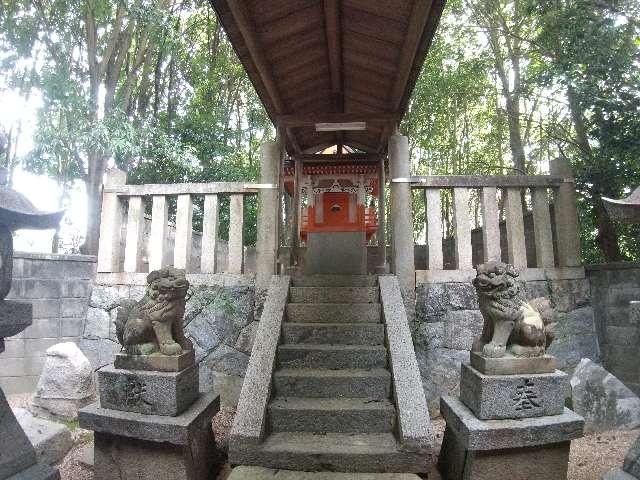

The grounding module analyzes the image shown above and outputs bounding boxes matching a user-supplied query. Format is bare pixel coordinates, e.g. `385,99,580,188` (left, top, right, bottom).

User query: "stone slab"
227,466,423,479
624,436,640,477
440,395,584,451
459,363,569,420
603,469,638,480
0,301,32,338
98,363,199,416
79,391,219,445
0,389,37,480
114,350,195,372
470,351,557,375
438,426,571,480
13,408,73,466
304,232,366,275
6,462,60,480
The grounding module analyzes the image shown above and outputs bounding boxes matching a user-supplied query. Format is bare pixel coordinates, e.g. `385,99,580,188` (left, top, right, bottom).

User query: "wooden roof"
211,0,446,155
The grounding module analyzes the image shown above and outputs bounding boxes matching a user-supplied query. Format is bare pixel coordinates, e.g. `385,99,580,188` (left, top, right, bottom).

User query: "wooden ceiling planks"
211,0,445,154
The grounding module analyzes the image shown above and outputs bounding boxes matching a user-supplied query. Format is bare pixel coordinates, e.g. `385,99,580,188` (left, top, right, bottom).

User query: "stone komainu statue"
471,261,556,358
115,266,193,356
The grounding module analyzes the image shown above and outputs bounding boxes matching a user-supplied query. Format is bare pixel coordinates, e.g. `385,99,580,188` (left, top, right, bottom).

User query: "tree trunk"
566,84,623,261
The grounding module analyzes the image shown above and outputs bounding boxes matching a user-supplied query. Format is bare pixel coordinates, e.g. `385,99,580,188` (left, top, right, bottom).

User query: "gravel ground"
7,396,639,480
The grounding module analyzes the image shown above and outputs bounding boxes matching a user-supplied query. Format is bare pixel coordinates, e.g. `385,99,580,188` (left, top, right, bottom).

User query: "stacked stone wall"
587,262,640,396
0,252,96,394
413,275,600,415
80,276,257,407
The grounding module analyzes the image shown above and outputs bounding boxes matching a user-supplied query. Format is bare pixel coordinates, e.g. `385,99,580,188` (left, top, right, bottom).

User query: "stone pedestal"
304,231,366,275
80,362,220,480
0,389,59,480
438,358,584,480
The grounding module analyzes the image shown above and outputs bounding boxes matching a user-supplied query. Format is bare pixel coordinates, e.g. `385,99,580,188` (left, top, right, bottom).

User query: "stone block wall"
79,275,257,408
0,252,96,394
413,275,600,415
587,262,640,395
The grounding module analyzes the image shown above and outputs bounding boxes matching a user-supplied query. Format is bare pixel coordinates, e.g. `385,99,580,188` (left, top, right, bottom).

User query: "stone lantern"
0,169,63,480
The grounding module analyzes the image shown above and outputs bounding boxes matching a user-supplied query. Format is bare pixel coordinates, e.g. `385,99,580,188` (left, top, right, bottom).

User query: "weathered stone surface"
0,388,38,479
440,396,584,451
227,466,424,479
211,372,244,409
548,306,600,371
623,436,640,477
0,300,32,338
114,350,195,372
549,278,590,313
439,427,571,480
79,391,220,445
77,337,120,369
234,321,258,354
98,364,199,416
83,307,110,339
200,344,249,377
459,363,569,420
13,408,73,466
31,342,95,420
470,352,556,375
602,468,637,480
6,462,60,480
441,310,483,350
416,348,469,415
570,358,640,432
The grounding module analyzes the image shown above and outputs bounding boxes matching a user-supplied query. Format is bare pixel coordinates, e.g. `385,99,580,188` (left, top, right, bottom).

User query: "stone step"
282,323,385,345
286,303,381,323
230,432,429,473
289,287,379,304
228,466,424,479
277,344,388,369
291,275,378,287
268,397,396,434
274,368,391,399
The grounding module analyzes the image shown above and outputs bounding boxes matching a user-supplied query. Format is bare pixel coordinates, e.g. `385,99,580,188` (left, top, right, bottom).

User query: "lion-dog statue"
471,261,556,358
115,266,192,356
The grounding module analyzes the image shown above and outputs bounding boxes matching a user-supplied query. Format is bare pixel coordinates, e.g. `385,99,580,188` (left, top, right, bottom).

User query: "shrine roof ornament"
602,186,640,224
210,0,446,156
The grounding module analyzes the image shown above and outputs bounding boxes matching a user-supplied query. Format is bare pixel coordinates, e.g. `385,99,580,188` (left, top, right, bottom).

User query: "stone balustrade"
97,169,262,281
407,158,583,284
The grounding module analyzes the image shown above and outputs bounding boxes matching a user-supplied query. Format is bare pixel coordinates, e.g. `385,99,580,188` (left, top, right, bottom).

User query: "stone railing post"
256,141,280,292
550,158,582,267
97,168,127,272
388,134,415,312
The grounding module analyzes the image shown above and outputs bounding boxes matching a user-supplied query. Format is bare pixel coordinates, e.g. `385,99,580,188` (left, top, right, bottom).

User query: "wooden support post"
123,196,144,273
551,158,582,267
174,194,193,271
453,188,472,269
201,194,219,274
532,188,555,268
149,195,168,272
228,194,245,274
480,187,501,263
97,169,127,273
504,188,527,269
424,189,443,270
291,158,302,265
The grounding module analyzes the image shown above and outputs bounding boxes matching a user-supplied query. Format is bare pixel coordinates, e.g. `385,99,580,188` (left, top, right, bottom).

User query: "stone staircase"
230,275,431,473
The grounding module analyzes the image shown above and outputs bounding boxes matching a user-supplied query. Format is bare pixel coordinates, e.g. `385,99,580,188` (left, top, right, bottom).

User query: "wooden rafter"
225,0,302,153
277,112,398,128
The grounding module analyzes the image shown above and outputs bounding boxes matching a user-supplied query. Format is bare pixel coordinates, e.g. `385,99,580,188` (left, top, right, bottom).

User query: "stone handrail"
406,158,582,283
378,275,432,451
229,275,290,450
97,169,260,275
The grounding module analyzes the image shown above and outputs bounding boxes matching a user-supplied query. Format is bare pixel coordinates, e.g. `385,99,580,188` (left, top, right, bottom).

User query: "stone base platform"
459,363,569,420
470,351,556,375
228,466,423,479
97,363,199,416
114,350,195,372
438,396,584,480
79,392,220,480
6,462,60,480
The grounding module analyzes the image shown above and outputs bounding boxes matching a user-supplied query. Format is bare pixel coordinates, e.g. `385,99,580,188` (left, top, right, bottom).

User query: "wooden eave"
210,0,446,156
